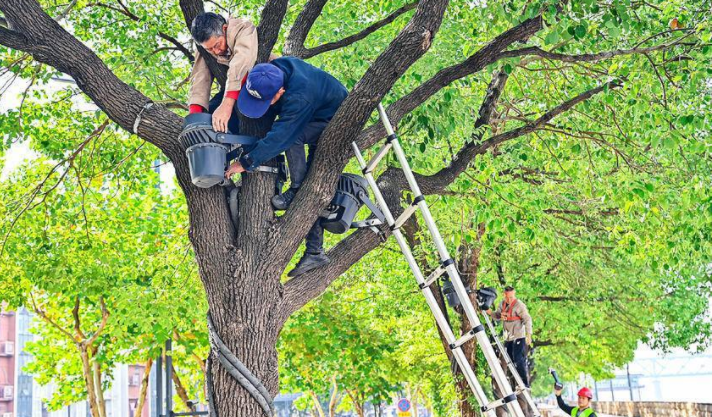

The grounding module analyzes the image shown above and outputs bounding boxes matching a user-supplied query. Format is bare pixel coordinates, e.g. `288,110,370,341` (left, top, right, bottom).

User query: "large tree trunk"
328,377,339,417
134,359,153,417
90,347,108,417
79,347,103,417
171,363,197,412
0,1,627,417
200,258,283,417
454,224,486,417
308,391,326,417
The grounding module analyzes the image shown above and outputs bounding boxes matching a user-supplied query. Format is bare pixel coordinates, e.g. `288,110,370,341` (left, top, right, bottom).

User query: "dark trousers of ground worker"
285,120,329,254
208,90,241,134
505,337,529,387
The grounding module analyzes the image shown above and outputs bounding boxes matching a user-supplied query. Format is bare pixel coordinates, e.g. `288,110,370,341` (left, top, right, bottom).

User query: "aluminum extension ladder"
351,104,528,417
482,314,541,417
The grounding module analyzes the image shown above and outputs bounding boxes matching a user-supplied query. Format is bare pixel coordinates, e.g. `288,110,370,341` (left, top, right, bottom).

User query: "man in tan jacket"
188,13,258,133
487,285,533,386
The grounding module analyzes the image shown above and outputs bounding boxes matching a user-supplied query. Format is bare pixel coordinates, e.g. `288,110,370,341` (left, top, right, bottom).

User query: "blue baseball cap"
238,63,285,118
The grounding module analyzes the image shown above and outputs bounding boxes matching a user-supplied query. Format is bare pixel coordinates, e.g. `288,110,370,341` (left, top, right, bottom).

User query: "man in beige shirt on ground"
187,12,258,133
487,285,533,386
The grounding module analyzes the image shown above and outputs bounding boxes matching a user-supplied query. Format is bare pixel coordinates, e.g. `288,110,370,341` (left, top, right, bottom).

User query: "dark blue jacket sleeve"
556,395,574,414
239,95,314,171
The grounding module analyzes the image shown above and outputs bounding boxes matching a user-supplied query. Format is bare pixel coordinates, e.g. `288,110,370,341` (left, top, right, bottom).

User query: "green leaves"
0,153,205,409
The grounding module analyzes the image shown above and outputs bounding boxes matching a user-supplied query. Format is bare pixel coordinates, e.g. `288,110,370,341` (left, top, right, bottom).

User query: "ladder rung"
418,258,454,290
449,324,485,350
362,142,392,174
351,219,383,228
419,266,445,289
481,394,518,412
392,195,425,230
392,204,418,229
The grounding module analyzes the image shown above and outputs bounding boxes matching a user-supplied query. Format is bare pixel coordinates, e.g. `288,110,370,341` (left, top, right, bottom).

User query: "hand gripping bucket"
179,113,257,188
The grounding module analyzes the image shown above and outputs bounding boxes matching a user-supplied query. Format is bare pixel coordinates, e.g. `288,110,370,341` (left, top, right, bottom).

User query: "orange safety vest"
500,299,521,321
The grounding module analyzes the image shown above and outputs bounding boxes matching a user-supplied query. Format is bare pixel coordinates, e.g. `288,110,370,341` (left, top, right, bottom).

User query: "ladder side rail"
353,142,496,417
483,314,541,417
375,106,525,417
483,314,526,387
389,229,494,417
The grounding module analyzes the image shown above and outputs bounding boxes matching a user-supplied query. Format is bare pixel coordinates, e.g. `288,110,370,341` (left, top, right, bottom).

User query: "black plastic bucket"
321,174,370,234
186,142,229,188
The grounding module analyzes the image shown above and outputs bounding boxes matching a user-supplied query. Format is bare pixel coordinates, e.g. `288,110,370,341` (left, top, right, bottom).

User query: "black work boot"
288,251,330,277
271,187,298,211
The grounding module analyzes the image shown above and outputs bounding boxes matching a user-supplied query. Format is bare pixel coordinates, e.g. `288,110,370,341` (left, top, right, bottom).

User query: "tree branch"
279,228,385,323
256,0,290,62
86,2,194,62
356,15,544,147
290,1,419,59
157,32,194,63
178,0,203,30
283,0,329,56
29,294,78,343
273,0,450,269
171,363,197,412
54,0,79,21
73,296,87,340
501,35,693,63
85,296,109,346
415,80,621,194
0,25,29,49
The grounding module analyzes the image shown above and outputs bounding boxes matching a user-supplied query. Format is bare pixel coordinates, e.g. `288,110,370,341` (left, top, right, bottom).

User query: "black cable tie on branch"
411,195,425,205
386,133,397,143
206,312,274,416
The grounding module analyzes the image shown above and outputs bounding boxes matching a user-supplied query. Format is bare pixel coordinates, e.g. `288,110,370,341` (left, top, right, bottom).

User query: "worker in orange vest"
486,285,533,386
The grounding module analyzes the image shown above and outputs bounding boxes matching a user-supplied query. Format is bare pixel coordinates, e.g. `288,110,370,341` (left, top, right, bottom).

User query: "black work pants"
285,121,330,254
505,337,529,387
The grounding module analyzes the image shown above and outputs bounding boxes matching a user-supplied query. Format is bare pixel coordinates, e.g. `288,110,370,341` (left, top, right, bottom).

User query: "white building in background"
590,344,712,402
0,308,151,417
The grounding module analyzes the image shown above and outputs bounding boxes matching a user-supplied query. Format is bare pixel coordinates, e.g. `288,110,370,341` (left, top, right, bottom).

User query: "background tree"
0,148,206,417
1,0,711,416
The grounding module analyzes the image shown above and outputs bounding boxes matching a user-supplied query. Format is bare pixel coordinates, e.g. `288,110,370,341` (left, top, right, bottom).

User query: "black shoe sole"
287,258,330,277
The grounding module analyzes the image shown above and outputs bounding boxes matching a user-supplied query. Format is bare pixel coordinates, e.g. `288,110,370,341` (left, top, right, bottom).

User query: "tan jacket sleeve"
188,50,213,110
224,18,258,95
518,302,533,337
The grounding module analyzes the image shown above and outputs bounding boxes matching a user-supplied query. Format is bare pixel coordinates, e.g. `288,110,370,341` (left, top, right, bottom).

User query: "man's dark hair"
191,13,226,43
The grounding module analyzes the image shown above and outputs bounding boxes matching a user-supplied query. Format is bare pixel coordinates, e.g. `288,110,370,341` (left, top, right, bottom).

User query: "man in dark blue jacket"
225,56,348,276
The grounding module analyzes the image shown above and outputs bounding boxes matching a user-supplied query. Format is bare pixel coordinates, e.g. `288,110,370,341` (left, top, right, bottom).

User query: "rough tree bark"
0,0,689,416
134,359,153,417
